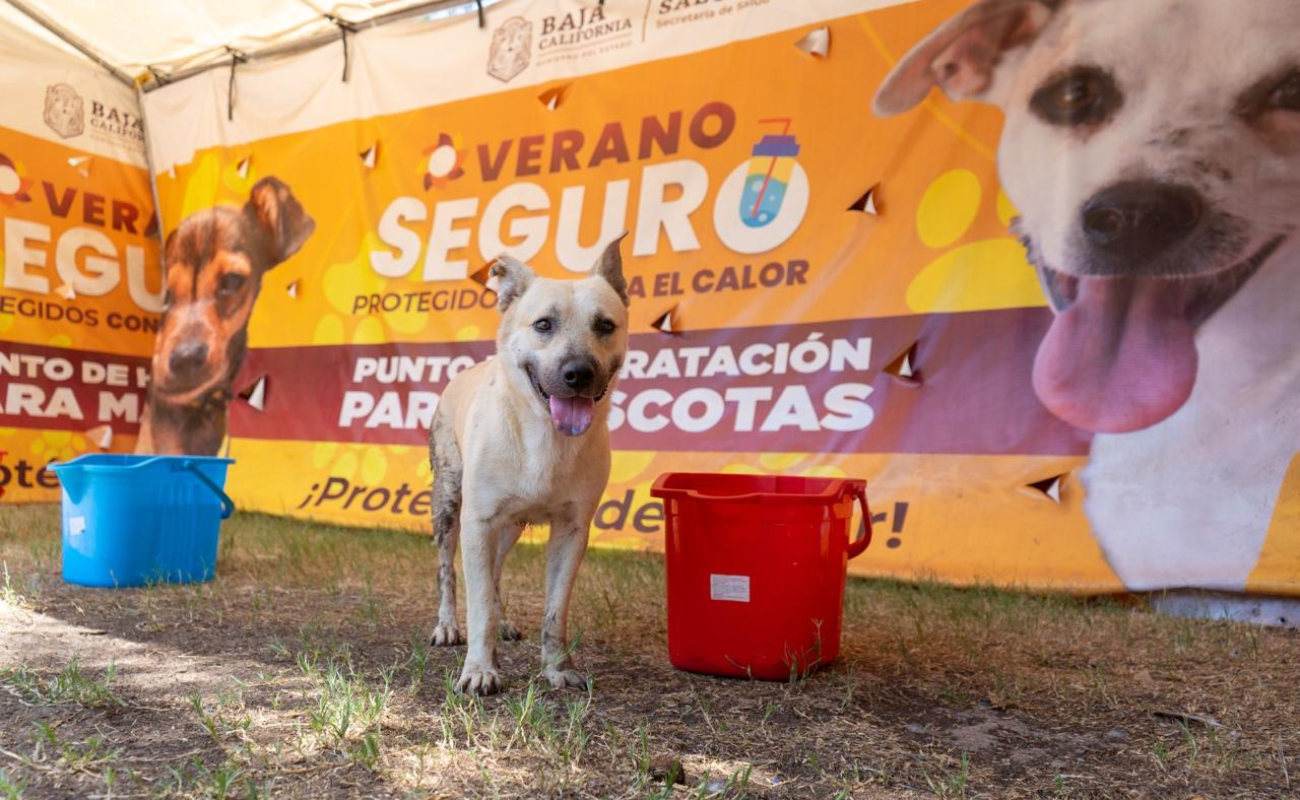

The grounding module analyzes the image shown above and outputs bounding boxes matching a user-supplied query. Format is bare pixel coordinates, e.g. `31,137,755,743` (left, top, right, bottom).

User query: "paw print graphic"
310,441,401,488
30,430,90,463
903,168,1047,313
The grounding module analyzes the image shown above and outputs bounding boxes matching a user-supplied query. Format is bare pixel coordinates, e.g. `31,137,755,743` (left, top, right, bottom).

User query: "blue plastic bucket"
49,455,235,588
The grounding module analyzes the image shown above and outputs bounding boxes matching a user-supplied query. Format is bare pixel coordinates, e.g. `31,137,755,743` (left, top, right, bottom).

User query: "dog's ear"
873,0,1055,116
244,176,317,268
489,255,536,312
592,230,630,306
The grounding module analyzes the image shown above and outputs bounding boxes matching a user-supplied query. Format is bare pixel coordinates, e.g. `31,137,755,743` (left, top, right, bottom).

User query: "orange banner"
8,0,1296,599
0,24,161,500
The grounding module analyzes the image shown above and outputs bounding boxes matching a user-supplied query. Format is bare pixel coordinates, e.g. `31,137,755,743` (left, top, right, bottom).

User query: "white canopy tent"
0,0,500,87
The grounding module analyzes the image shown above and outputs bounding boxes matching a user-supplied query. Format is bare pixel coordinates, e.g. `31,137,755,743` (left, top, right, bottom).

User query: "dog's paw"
499,620,523,641
430,623,464,647
456,664,504,696
544,665,588,690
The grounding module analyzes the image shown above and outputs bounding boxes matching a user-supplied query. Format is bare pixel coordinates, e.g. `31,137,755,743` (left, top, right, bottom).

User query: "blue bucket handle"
181,460,236,520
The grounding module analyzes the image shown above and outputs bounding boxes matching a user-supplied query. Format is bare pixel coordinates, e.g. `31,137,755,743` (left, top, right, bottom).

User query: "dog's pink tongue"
1033,275,1197,433
549,395,595,436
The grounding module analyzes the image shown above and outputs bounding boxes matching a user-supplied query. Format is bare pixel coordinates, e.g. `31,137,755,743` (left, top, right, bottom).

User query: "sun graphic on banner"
422,133,466,190
0,152,34,206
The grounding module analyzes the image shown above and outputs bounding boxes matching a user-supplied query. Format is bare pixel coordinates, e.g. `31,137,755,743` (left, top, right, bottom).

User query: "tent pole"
141,0,475,92
1,0,134,87
134,82,169,275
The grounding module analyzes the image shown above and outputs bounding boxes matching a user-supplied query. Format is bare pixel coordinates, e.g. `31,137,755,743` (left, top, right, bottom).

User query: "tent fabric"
0,4,147,165
0,0,470,81
0,1,78,57
139,0,880,172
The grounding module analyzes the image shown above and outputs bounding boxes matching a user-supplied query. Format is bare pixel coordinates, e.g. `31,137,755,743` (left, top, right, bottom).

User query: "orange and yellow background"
4,0,1297,595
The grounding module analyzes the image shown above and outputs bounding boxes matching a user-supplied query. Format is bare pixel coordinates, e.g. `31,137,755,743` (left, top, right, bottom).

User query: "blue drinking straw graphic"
740,117,800,229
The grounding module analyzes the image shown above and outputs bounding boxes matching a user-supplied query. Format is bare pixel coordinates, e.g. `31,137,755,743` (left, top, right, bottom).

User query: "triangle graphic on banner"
469,261,501,293
794,26,830,58
239,375,268,411
236,157,251,179
849,186,879,215
469,261,493,287
286,280,300,299
883,342,920,384
55,283,76,300
86,424,113,450
360,143,378,169
538,84,569,110
1024,474,1067,504
652,307,678,335
68,155,91,177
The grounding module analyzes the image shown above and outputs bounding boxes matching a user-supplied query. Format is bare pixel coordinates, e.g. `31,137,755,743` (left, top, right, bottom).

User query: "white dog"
875,0,1300,591
428,234,630,695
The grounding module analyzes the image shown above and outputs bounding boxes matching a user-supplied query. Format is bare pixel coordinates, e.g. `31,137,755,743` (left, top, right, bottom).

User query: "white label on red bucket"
69,516,86,536
710,574,750,603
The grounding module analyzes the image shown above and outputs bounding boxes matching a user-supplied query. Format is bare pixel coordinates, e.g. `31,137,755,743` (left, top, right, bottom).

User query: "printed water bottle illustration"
739,118,800,229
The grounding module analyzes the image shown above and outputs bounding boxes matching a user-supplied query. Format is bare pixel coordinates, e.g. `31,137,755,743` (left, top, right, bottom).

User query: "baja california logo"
43,83,84,139
487,17,532,83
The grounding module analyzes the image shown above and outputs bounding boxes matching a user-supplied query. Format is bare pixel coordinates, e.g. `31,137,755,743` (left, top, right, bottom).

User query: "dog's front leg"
456,517,505,695
493,524,525,642
540,515,591,690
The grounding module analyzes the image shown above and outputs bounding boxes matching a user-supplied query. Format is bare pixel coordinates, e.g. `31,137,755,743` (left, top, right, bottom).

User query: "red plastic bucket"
650,473,871,680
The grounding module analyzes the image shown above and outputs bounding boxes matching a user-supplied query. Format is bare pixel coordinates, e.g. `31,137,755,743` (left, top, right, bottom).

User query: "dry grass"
0,504,1297,799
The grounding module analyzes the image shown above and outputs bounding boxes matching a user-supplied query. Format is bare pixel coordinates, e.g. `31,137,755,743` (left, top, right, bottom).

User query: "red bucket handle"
846,483,872,559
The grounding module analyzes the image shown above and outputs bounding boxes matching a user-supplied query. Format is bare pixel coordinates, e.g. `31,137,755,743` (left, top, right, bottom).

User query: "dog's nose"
561,361,595,391
169,341,209,377
1081,182,1202,262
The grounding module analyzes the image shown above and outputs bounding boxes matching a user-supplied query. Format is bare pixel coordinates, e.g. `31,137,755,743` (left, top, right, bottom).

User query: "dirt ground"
1,506,1297,799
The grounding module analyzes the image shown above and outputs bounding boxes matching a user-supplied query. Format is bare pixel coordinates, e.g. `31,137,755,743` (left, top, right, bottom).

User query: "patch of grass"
403,630,429,694
190,693,224,748
0,562,28,609
693,763,752,798
505,680,553,748
924,751,970,799
0,768,26,800
101,764,117,800
195,760,243,800
31,724,120,772
2,506,1299,799
306,658,390,746
1,659,122,709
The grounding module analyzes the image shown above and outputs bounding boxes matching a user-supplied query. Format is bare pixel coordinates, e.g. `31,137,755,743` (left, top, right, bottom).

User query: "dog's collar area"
153,387,231,413
187,389,231,411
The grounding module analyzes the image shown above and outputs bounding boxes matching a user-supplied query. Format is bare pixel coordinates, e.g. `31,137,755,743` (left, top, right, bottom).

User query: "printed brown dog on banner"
136,177,315,456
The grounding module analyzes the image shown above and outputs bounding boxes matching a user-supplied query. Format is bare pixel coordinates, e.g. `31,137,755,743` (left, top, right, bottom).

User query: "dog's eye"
1267,72,1300,112
532,318,553,333
1031,67,1120,127
218,273,246,295
593,318,616,336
